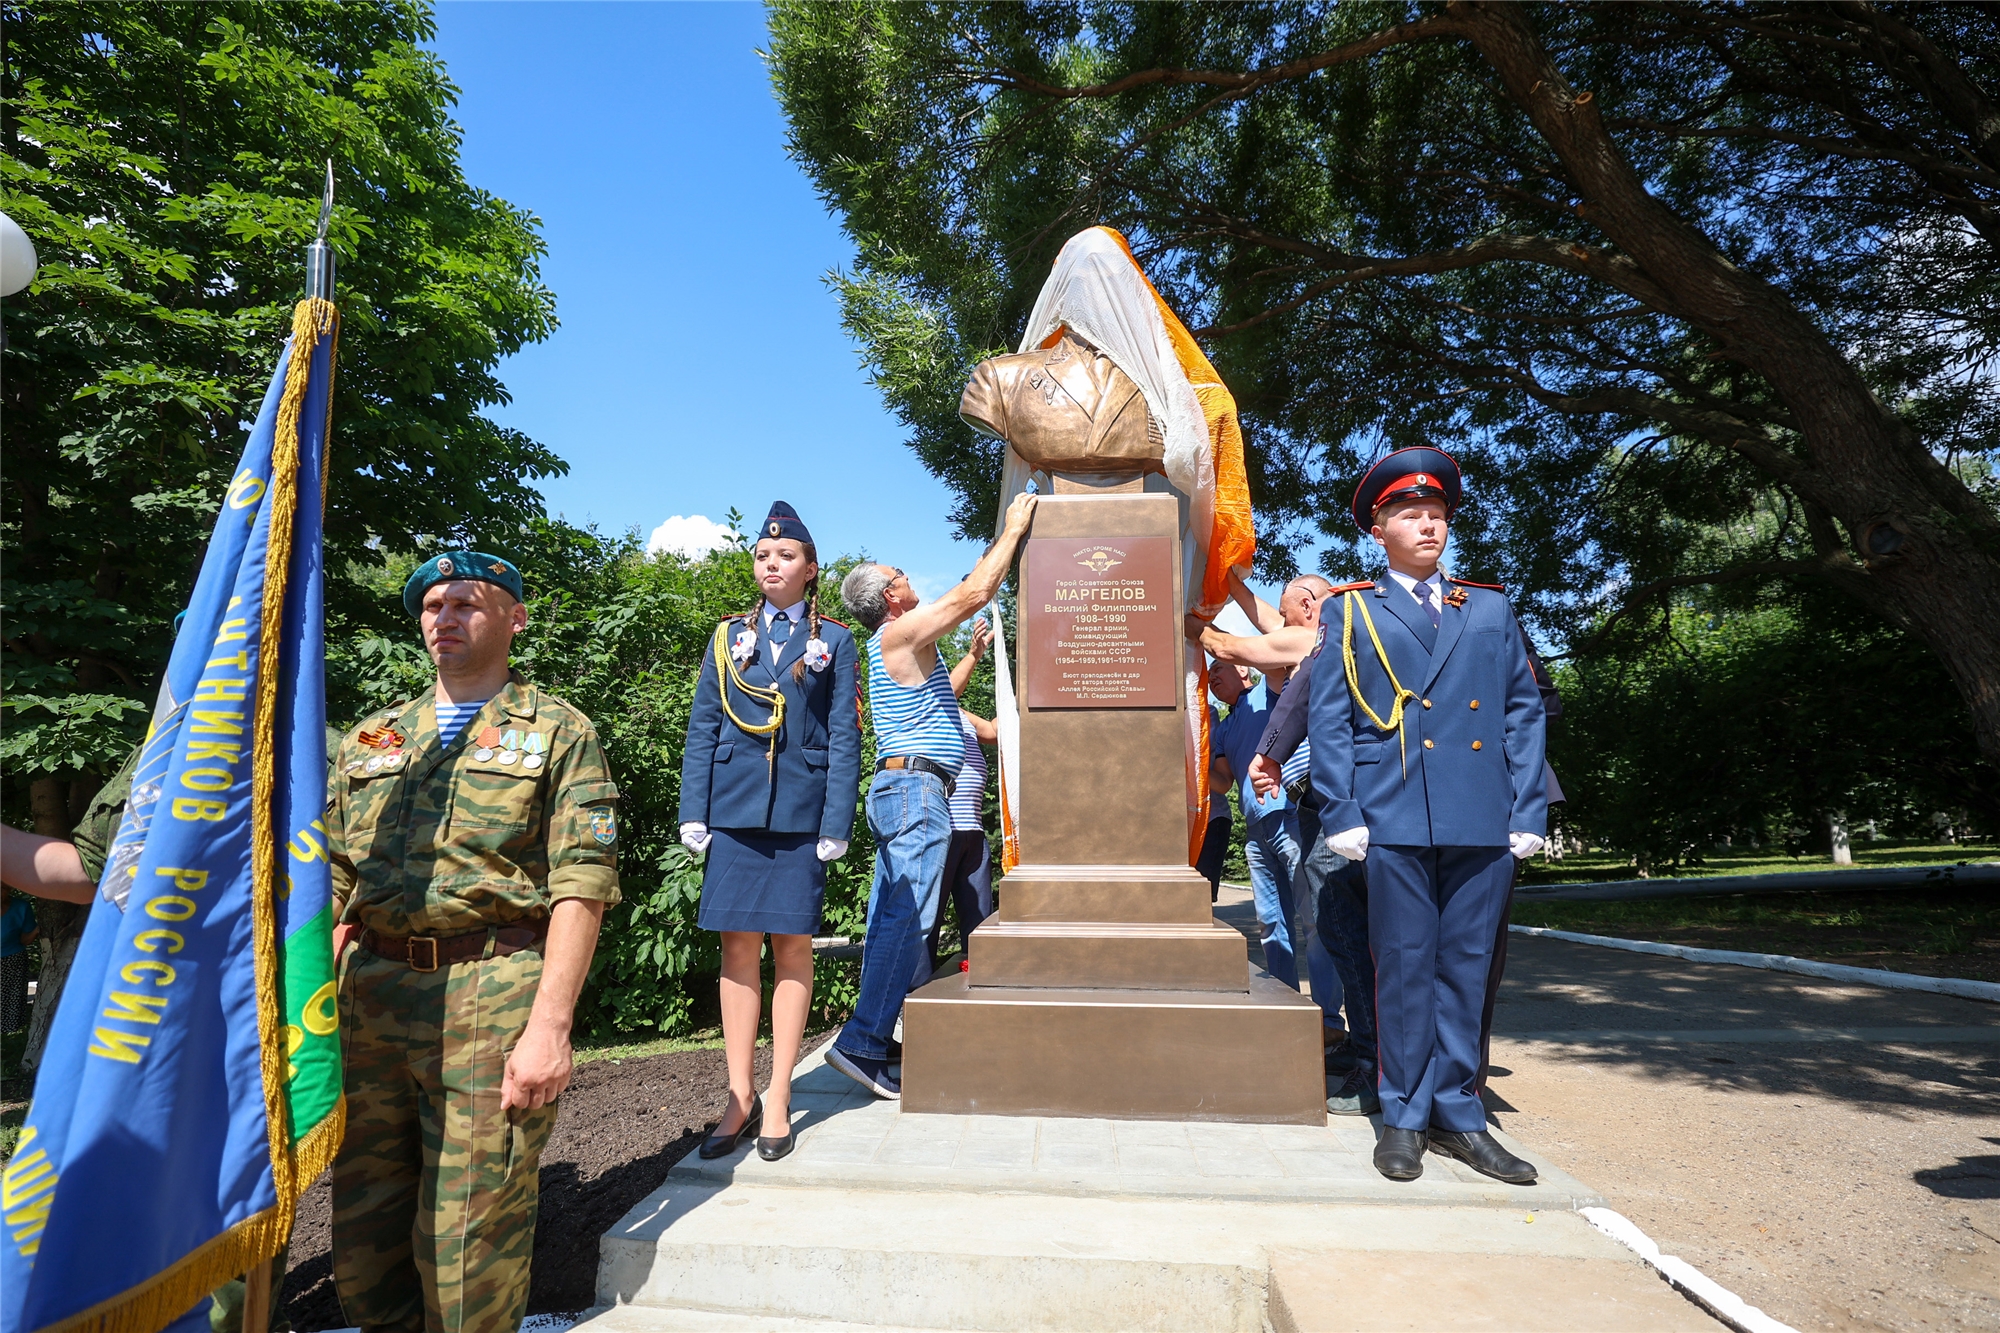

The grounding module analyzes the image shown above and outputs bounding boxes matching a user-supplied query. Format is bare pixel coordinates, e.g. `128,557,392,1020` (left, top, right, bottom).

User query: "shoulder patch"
818,616,849,630
1329,580,1374,594
1448,577,1506,591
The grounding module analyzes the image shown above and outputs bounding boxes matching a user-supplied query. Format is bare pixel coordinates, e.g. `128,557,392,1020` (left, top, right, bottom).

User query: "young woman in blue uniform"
679,502,862,1161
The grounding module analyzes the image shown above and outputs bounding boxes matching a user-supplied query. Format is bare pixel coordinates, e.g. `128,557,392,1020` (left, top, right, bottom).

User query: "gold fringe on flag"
43,298,344,1333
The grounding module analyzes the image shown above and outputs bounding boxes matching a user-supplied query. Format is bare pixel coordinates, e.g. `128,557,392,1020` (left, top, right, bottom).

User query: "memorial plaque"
1024,535,1177,708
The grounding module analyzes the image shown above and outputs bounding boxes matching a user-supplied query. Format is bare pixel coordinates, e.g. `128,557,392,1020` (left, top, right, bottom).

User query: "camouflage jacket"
327,671,621,936
74,725,345,883
72,742,146,885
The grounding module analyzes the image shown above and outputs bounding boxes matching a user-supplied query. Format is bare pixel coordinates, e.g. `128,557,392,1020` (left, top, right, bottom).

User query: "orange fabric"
1090,230,1257,863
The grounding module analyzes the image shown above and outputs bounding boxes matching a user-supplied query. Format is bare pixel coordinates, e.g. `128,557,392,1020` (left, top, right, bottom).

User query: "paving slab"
662,1039,1602,1211
1267,1248,1720,1332
593,1182,1667,1333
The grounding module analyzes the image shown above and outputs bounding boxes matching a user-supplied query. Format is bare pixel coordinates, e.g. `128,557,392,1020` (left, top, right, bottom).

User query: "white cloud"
647,514,739,559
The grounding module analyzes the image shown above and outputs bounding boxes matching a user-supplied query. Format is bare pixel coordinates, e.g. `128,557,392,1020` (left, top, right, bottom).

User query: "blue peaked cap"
402,550,525,617
1350,447,1463,531
760,501,813,547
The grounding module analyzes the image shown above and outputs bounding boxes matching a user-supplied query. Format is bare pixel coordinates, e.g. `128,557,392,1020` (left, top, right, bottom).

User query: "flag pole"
306,159,335,301
241,158,337,1333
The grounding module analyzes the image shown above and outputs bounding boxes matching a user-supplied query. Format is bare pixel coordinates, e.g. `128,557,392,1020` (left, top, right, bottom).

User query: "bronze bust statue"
960,333,1164,478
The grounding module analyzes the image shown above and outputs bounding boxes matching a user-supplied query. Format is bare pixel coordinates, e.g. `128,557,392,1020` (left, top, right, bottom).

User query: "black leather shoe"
756,1129,796,1162
1428,1128,1537,1184
698,1094,762,1159
1373,1127,1426,1181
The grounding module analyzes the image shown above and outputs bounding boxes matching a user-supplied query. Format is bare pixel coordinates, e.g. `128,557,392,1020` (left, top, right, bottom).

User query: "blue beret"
758,501,813,547
402,551,524,617
1351,447,1463,531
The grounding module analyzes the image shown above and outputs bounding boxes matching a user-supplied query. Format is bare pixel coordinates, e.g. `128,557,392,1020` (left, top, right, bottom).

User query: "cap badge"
488,561,508,576
768,520,781,537
436,556,455,576
1412,473,1433,488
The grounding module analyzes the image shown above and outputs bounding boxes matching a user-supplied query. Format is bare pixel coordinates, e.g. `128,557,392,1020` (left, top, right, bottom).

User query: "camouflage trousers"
332,939,557,1333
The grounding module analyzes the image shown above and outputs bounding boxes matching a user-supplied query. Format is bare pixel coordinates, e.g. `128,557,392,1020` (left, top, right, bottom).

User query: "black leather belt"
360,923,547,973
876,755,957,800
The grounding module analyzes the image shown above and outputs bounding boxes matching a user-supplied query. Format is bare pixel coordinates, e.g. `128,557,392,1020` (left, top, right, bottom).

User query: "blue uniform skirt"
698,829,826,936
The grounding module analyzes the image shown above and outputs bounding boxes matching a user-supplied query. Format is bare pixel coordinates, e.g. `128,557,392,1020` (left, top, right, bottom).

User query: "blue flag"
3,299,344,1333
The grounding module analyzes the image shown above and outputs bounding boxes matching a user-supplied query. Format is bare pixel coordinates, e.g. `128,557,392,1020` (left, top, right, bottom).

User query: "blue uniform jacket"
1307,579,1546,847
679,612,862,840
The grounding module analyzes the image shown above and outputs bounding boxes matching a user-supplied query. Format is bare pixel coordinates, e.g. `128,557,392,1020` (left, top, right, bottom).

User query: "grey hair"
1287,574,1334,598
842,563,896,631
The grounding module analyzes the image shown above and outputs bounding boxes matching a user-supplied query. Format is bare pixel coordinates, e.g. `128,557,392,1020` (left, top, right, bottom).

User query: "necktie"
1415,582,1440,629
768,610,792,660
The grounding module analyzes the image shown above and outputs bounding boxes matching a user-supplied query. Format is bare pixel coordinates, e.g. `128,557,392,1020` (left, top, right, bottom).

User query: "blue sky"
428,1,1275,625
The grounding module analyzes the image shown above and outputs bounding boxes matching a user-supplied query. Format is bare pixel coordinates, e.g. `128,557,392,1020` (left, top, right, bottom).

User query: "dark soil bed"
283,1037,823,1328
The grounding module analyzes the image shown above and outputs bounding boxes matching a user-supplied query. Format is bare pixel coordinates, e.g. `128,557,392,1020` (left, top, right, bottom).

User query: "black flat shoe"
1428,1128,1537,1184
1374,1127,1427,1181
756,1129,796,1162
698,1094,762,1160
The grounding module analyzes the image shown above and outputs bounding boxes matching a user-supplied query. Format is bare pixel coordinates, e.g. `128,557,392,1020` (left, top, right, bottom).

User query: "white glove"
1325,826,1370,861
679,821,712,855
816,838,849,863
1509,831,1546,860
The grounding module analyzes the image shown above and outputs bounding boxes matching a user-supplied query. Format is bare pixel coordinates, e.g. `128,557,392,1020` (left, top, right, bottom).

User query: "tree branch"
974,13,1463,101
1582,550,1870,652
1192,232,1674,337
1604,116,2000,186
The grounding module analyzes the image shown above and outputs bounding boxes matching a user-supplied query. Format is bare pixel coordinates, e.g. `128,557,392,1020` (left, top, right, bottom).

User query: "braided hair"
791,567,822,684
743,539,823,684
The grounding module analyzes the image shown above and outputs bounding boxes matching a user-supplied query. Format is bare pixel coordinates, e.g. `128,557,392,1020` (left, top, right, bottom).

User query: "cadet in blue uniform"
680,501,862,1162
1308,448,1547,1184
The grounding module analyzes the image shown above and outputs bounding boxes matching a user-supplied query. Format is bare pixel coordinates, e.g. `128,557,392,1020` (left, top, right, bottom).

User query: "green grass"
1511,885,2000,981
1519,840,1997,886
572,1028,726,1066
573,1021,844,1067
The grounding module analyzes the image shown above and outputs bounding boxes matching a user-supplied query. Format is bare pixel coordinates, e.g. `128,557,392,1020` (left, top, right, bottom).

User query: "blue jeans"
1287,804,1345,1032
1245,811,1301,988
1312,842,1376,1068
837,768,953,1062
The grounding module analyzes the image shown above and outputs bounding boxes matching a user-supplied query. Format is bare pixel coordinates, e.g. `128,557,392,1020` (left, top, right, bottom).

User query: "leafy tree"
1,1,562,846
1551,587,1995,873
767,1,2000,768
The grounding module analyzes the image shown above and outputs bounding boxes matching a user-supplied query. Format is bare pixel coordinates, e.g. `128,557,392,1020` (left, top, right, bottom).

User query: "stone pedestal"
901,492,1324,1124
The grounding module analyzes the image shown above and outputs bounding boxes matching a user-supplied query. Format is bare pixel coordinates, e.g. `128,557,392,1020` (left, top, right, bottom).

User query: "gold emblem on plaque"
1074,547,1124,575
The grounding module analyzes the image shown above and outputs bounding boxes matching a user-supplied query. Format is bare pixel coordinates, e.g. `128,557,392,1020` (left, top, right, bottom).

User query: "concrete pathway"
1487,933,2000,1332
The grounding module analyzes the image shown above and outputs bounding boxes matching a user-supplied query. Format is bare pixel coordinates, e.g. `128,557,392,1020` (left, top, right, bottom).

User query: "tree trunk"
1458,1,2000,772
22,775,84,1073
21,922,81,1074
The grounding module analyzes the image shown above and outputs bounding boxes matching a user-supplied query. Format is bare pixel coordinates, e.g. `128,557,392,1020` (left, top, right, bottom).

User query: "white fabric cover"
988,228,1218,857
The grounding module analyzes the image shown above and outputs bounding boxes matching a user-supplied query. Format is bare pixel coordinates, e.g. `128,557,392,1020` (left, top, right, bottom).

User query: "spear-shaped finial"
305,159,335,300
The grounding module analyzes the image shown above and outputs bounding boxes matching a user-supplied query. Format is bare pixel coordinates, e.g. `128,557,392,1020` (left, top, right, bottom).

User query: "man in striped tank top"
828,491,1036,1098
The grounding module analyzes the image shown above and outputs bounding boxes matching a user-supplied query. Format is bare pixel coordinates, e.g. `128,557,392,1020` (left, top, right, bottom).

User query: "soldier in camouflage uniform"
327,550,620,1333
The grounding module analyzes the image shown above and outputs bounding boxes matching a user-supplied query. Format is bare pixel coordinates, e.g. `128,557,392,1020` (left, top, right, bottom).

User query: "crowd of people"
0,443,1556,1326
